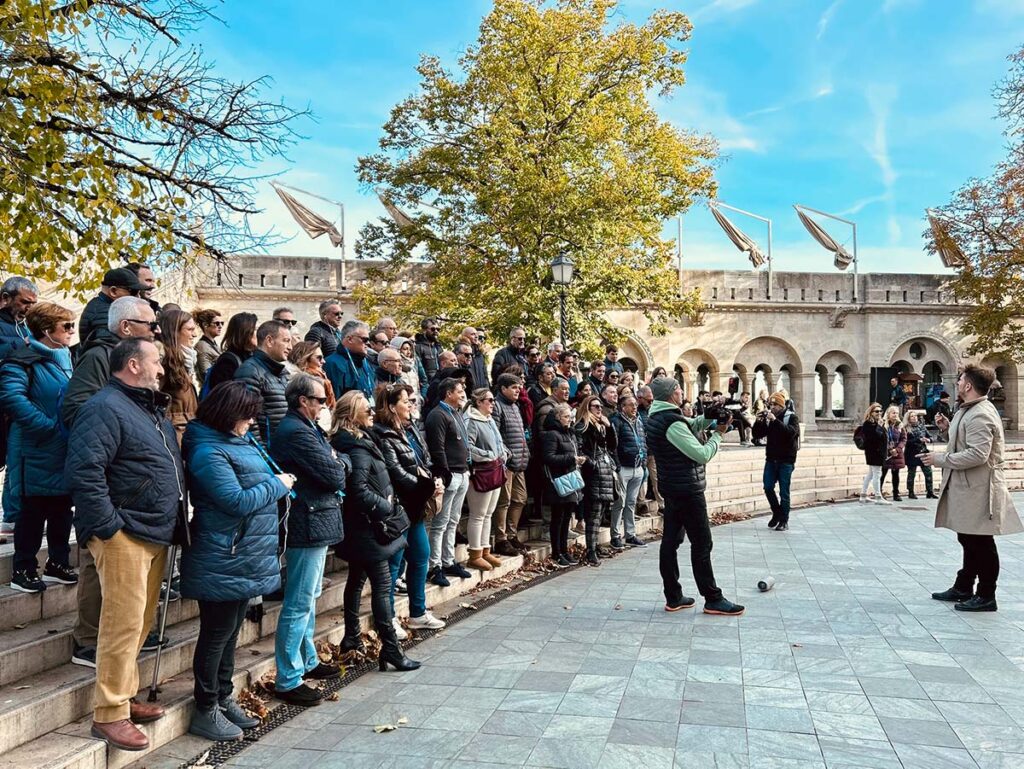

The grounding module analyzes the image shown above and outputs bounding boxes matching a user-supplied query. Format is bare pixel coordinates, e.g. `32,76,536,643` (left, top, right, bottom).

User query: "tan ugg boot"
481,547,502,567
467,549,492,571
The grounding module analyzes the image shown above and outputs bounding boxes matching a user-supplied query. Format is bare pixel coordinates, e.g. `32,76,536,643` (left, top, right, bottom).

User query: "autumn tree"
0,0,302,294
355,0,715,350
930,46,1024,359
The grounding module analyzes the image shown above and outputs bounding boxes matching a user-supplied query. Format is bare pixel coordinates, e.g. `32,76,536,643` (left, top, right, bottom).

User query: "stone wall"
179,253,1020,430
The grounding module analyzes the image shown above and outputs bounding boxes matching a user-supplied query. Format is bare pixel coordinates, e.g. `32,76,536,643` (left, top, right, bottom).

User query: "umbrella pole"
147,545,178,702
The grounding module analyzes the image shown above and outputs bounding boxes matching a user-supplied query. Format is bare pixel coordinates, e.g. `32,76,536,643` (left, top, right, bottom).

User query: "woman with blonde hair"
329,391,417,672
879,405,907,502
574,394,617,566
858,402,890,504
289,341,335,409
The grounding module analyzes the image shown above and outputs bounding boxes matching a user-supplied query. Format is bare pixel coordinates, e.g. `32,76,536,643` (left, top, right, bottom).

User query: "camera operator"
752,392,800,531
646,377,744,616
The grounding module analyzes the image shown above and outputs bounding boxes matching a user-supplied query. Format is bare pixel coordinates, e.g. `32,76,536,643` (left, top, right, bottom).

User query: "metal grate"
175,548,624,767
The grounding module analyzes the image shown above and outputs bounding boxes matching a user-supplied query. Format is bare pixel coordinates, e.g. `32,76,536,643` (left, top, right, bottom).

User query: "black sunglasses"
127,319,160,332
306,395,328,405
60,322,75,331
280,319,299,327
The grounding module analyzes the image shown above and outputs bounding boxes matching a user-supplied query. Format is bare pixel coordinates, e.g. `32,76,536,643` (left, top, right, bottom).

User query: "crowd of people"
0,267,1019,753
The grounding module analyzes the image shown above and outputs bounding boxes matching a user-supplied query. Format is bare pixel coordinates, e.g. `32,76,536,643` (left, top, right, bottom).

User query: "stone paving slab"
219,494,1024,768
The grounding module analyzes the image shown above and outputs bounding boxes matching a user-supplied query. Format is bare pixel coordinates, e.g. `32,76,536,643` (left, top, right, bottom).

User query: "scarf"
182,344,198,375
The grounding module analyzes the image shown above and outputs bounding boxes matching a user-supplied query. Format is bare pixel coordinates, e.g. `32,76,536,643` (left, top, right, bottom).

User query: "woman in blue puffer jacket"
0,302,76,593
179,381,293,742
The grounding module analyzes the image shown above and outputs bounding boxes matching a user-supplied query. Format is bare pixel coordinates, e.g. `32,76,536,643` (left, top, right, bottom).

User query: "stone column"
845,373,871,421
793,372,818,428
821,372,835,418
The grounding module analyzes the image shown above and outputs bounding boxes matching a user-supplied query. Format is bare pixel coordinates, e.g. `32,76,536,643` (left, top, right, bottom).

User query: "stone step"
0,517,659,769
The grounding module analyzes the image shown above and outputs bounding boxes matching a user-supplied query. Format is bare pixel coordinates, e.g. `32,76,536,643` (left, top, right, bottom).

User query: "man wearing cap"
79,268,148,345
646,377,745,616
753,392,800,531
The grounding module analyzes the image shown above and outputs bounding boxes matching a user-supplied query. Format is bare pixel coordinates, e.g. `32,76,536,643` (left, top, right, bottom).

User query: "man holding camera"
646,377,744,616
753,392,800,531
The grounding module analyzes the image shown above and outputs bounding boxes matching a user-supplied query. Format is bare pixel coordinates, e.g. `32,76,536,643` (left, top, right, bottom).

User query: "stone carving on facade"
828,305,860,328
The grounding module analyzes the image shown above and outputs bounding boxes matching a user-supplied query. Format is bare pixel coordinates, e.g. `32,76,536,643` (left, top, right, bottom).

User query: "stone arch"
733,336,803,375
885,331,959,374
616,330,655,376
677,348,720,396
892,359,914,375
815,350,860,419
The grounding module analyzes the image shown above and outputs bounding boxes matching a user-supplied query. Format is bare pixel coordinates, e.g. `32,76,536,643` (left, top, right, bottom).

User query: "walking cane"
148,543,178,702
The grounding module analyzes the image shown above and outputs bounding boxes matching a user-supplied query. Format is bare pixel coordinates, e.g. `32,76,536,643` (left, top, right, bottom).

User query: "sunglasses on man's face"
307,396,328,405
127,319,160,332
210,321,224,328
280,319,298,327
427,327,439,333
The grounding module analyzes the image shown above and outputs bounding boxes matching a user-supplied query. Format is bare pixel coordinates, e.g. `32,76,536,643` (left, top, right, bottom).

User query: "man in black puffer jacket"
492,373,530,554
646,377,744,617
267,374,350,707
304,300,344,358
64,339,184,751
414,318,444,382
235,320,292,449
490,326,528,384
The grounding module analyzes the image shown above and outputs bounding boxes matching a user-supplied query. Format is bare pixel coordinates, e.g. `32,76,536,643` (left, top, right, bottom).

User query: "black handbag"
371,502,410,546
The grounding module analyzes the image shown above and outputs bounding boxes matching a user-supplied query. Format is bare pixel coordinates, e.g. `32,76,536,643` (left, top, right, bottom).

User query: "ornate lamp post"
550,252,575,348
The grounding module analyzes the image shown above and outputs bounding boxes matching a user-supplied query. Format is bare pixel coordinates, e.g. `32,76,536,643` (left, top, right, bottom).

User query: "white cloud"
743,84,834,119
837,194,890,217
660,85,765,153
817,0,843,40
863,84,901,242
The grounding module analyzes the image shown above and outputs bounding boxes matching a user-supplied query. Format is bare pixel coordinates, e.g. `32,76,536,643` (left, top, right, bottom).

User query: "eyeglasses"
589,403,603,410
426,327,439,333
355,336,370,344
60,322,75,331
210,321,224,327
127,319,160,332
480,397,495,403
372,337,387,345
328,311,343,317
511,336,525,341
313,354,324,361
607,373,620,379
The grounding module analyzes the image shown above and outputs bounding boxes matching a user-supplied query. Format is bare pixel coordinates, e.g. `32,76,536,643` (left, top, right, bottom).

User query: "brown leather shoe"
129,699,165,724
509,535,529,552
91,719,149,751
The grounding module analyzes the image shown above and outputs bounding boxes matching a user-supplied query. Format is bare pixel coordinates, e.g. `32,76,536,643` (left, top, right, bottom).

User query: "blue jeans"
274,546,326,692
390,520,429,618
763,461,794,523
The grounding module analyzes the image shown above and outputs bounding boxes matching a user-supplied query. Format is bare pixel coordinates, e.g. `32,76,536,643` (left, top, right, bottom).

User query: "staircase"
3,441,1023,769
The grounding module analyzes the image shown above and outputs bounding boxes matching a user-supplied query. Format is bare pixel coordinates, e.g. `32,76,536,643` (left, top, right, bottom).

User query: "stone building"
181,254,1020,432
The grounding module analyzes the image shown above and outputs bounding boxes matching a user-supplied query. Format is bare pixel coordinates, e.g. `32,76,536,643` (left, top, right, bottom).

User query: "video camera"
702,402,739,430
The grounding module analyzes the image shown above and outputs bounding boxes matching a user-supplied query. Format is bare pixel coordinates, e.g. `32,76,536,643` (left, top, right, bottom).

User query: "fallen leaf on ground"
374,724,398,733
397,716,408,725
459,602,478,611
12,624,25,630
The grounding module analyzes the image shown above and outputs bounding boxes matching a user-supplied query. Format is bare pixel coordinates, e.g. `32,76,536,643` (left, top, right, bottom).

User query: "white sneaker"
859,495,868,503
407,611,446,630
392,616,408,640
873,497,892,505
0,521,14,535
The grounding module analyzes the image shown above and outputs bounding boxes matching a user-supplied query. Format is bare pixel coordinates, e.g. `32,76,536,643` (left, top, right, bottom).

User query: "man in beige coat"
921,363,1023,612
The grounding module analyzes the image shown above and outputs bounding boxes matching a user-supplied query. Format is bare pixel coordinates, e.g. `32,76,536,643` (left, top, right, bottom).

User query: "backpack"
853,424,865,450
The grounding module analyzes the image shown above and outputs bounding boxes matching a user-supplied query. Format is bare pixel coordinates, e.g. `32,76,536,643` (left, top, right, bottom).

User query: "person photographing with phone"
646,377,745,616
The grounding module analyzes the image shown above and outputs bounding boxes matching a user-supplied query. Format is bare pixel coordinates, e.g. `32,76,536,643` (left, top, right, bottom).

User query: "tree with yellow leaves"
355,0,716,350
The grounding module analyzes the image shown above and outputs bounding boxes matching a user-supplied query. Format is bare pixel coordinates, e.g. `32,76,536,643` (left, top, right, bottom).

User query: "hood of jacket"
467,406,493,423
649,400,682,417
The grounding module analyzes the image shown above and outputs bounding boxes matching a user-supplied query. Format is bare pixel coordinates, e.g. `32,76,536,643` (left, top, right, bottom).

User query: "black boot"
377,622,420,672
340,604,364,654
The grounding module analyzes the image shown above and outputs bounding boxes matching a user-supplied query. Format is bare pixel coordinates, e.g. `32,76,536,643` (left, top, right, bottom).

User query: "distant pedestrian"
753,392,800,531
857,403,889,504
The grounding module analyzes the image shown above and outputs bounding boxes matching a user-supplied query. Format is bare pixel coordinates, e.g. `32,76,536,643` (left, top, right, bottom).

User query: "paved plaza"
225,496,1024,769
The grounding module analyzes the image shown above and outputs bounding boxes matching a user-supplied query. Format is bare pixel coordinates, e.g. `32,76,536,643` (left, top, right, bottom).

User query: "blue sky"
194,0,1024,274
